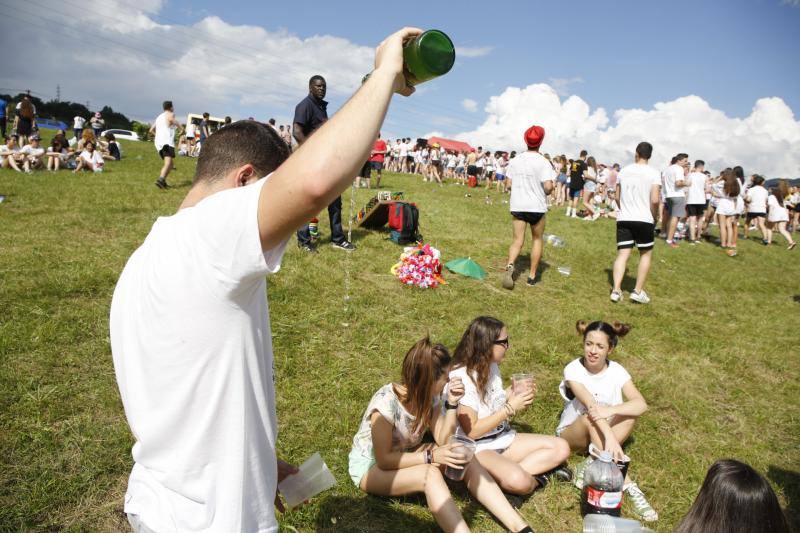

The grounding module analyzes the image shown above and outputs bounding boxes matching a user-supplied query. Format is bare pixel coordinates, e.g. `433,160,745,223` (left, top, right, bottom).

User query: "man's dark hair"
203,112,210,119
163,100,173,110
268,118,276,125
309,75,325,85
635,142,653,160
580,150,588,158
193,120,290,184
752,174,765,185
694,159,705,168
676,153,689,162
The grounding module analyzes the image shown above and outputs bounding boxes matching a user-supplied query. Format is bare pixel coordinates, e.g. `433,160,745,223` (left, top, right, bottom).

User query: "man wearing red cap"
502,124,555,289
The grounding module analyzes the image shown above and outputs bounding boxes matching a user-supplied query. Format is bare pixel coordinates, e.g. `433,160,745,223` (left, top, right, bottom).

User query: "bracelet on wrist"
426,449,433,464
444,400,458,410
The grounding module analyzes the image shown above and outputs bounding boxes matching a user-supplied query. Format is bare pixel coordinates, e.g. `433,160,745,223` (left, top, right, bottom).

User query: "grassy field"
1,135,798,532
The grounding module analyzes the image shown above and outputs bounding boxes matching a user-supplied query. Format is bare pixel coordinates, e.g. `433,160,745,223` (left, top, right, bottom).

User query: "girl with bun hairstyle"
349,337,533,533
556,320,658,522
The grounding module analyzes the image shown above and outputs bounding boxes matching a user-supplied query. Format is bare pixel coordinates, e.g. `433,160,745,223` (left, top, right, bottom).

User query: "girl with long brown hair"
766,180,797,249
450,317,571,496
556,320,657,522
582,156,599,219
349,337,533,533
714,169,740,256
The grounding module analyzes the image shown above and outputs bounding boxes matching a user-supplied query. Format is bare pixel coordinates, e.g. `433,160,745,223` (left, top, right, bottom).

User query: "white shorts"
717,198,736,216
474,429,517,454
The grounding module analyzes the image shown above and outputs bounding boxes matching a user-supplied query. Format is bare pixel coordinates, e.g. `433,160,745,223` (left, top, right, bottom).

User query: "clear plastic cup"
277,452,337,509
444,434,476,481
511,373,535,394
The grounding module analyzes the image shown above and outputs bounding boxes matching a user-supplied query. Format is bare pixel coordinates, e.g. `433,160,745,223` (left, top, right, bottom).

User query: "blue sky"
153,0,800,134
3,0,799,174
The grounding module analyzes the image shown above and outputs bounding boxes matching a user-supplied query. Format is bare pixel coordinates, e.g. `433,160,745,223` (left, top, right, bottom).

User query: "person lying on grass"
556,320,657,522
450,316,572,496
349,337,534,533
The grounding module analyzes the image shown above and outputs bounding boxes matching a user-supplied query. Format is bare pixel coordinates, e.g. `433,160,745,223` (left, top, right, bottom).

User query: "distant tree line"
1,92,132,129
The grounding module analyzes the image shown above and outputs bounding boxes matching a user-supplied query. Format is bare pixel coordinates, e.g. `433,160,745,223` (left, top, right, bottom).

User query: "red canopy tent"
426,136,474,153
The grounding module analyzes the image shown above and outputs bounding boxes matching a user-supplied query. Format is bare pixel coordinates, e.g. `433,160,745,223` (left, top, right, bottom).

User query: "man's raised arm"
257,27,421,250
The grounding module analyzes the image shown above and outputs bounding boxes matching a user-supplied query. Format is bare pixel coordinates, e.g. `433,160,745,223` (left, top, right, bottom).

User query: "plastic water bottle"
363,30,455,87
583,513,651,532
545,233,566,247
309,217,319,242
581,451,624,517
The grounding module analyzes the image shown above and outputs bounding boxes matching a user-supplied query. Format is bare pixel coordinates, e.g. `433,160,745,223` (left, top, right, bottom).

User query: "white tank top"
154,111,176,150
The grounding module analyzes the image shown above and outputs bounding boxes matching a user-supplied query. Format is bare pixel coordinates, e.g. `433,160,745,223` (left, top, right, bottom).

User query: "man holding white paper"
110,27,421,533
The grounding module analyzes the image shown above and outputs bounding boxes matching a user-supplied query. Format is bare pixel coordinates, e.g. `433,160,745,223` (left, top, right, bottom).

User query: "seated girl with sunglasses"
349,337,534,533
556,320,657,522
450,316,572,496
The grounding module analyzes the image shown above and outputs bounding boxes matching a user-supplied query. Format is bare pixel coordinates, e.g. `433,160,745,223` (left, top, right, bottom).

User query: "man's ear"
234,164,256,187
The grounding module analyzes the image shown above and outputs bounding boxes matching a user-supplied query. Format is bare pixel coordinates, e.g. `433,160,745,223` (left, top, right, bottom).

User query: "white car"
100,129,140,141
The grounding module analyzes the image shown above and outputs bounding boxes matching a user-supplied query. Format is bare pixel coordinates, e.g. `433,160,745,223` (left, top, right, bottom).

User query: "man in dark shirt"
567,149,588,218
293,75,356,252
199,112,211,146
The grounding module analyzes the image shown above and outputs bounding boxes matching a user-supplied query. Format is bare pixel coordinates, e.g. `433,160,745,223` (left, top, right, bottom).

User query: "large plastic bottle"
583,513,652,533
544,233,566,247
581,451,624,517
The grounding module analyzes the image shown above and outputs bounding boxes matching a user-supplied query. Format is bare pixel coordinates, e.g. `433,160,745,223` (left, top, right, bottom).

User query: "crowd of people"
0,128,121,174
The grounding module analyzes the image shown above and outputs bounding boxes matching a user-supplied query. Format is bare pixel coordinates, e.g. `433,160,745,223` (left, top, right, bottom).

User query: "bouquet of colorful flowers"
390,244,446,288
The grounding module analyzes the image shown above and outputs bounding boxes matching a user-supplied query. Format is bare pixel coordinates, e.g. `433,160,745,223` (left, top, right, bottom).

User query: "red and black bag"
388,201,420,244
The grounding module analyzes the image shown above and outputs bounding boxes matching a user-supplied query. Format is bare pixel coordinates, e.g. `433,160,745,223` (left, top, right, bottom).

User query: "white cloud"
451,83,800,177
461,98,478,112
548,77,585,97
4,2,373,122
457,46,493,58
781,0,800,6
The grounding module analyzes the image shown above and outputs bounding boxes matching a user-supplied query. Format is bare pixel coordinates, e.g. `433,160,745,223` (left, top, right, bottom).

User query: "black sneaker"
298,243,318,254
332,241,356,251
526,276,540,286
155,178,168,189
547,464,574,484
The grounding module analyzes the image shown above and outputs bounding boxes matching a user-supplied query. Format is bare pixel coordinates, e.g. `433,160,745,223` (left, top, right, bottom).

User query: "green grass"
1,135,798,532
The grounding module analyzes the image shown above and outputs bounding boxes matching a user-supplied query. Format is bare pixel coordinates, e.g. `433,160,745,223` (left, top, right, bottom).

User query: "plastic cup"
277,452,337,509
511,373,535,394
444,434,476,481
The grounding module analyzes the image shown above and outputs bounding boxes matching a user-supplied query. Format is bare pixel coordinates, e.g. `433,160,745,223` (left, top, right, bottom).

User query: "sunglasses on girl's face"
493,337,509,348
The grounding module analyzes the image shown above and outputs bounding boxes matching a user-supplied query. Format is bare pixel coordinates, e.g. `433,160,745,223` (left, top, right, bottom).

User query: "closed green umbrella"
444,257,486,280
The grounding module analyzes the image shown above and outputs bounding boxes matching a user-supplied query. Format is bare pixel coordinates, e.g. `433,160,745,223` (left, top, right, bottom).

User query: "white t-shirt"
597,168,609,185
0,144,18,155
507,151,556,213
746,185,768,213
79,150,103,166
686,171,707,205
557,358,632,434
449,363,512,441
398,143,408,157
154,111,177,151
662,164,686,198
767,194,789,222
616,162,661,224
73,116,86,129
20,144,45,158
110,177,289,533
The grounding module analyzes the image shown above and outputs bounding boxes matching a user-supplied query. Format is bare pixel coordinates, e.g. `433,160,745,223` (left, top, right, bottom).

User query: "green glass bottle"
402,30,456,86
362,30,456,86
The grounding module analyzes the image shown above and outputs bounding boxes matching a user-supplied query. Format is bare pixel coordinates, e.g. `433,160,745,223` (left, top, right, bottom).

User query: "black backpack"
389,202,421,244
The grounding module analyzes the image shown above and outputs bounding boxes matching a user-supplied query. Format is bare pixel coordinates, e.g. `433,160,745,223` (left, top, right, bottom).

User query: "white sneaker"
630,290,650,304
610,290,622,303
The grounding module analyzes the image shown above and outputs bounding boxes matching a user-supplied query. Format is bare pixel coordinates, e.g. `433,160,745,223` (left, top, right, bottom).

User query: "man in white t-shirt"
73,115,86,140
662,153,689,247
610,142,661,304
685,160,708,244
20,134,45,172
398,137,409,172
110,27,420,533
502,125,555,290
149,101,183,189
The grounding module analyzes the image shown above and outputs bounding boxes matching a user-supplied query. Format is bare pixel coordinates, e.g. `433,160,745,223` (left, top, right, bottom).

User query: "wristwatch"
444,400,458,410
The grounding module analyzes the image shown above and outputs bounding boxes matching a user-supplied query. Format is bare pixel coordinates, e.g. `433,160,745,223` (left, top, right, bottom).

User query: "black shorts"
467,165,478,176
686,204,706,217
159,145,176,159
616,221,655,251
359,162,371,178
406,155,414,163
746,212,766,221
511,211,545,226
